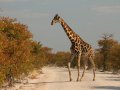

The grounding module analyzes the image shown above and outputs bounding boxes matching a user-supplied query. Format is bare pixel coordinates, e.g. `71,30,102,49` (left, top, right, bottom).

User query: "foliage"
96,34,120,72
50,52,70,67
109,43,120,72
0,17,49,86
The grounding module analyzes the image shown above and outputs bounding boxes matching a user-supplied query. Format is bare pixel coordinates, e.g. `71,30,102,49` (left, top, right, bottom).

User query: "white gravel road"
3,67,120,90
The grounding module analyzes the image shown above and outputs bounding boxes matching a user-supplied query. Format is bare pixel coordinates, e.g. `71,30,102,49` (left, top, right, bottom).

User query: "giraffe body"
51,14,95,81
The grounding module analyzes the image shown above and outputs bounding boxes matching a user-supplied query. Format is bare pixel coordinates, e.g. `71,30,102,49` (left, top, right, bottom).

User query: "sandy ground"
2,67,120,90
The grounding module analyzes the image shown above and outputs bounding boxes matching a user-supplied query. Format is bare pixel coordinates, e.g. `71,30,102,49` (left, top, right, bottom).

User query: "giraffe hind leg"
76,54,81,81
89,57,96,81
80,56,87,81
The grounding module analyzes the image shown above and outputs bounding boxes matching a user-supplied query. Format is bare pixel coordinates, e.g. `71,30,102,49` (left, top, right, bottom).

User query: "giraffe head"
51,14,60,25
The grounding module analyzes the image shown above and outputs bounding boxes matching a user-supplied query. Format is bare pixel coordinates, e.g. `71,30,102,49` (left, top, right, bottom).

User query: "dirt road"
5,67,120,90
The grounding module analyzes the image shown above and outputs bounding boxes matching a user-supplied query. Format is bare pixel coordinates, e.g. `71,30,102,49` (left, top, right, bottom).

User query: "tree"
109,43,120,72
97,34,118,71
0,17,47,86
51,52,70,67
0,16,55,86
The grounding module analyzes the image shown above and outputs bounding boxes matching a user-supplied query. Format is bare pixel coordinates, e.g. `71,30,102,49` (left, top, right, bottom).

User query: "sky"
0,0,120,52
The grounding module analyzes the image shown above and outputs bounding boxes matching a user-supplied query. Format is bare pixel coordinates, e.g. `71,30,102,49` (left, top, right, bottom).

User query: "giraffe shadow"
105,76,120,81
94,86,120,90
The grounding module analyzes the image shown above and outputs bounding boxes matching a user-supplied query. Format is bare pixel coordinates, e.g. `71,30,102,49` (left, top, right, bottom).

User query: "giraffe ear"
56,14,60,19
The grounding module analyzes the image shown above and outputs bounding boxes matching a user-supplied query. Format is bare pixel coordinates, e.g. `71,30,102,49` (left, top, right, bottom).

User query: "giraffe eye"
55,17,58,20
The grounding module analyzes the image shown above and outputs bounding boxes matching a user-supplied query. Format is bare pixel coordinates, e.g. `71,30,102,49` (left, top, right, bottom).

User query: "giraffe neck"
59,18,92,53
59,18,78,42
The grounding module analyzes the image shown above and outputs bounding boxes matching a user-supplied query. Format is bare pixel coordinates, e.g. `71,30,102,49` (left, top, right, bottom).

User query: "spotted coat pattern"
51,14,95,81
60,18,94,57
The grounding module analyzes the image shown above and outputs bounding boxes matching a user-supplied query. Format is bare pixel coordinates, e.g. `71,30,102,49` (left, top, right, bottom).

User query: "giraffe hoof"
76,79,79,82
93,79,95,81
70,79,72,81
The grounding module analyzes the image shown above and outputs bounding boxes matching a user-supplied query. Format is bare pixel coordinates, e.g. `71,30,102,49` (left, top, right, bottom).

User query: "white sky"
0,0,120,52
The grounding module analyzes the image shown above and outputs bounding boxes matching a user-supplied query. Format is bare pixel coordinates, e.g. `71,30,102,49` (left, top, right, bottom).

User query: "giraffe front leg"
68,54,74,81
68,62,72,81
76,54,81,82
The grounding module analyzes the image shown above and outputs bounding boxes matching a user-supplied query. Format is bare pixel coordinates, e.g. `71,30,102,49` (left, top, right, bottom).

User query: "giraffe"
51,14,95,81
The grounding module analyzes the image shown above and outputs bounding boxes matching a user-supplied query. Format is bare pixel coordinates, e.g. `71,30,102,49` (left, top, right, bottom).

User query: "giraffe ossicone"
51,14,96,81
